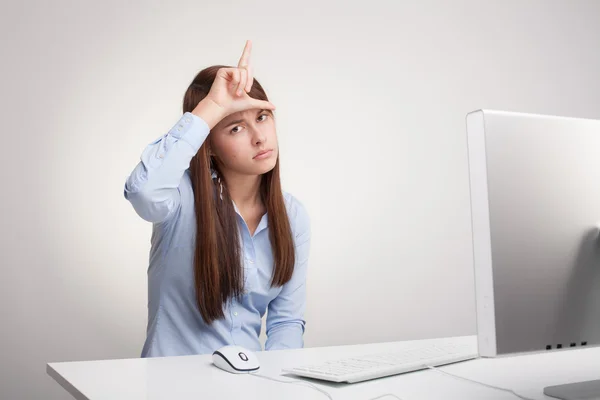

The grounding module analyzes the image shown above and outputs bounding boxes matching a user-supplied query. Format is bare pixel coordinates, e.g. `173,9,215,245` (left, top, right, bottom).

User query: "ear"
206,134,216,157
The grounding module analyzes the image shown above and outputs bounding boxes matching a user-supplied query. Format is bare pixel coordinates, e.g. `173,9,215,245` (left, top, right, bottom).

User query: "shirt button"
185,118,191,123
247,259,254,264
233,311,238,316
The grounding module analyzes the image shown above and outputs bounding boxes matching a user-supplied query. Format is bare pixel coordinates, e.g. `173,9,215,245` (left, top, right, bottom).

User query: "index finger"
238,40,252,68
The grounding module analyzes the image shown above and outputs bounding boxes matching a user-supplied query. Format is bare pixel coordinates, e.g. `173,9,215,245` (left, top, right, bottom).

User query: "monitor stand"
544,379,600,400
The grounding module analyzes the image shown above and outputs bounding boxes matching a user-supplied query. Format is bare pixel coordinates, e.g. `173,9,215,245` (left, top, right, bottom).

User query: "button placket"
245,235,257,267
243,236,258,295
230,300,241,330
234,306,242,329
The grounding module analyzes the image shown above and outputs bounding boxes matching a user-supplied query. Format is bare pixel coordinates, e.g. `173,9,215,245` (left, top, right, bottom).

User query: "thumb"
250,99,276,111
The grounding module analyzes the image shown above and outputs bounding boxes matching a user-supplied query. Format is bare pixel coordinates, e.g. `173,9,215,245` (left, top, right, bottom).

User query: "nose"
250,126,267,145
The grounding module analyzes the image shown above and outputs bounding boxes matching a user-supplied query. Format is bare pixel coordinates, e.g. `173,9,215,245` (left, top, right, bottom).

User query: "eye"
230,114,269,134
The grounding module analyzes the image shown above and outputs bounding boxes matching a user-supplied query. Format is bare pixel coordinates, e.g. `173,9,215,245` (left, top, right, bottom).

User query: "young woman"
123,40,311,357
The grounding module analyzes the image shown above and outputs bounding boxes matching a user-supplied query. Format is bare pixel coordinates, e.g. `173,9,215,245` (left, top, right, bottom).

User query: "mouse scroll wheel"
238,352,248,361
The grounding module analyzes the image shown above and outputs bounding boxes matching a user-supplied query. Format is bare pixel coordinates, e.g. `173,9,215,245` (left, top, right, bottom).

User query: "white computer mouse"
212,345,260,374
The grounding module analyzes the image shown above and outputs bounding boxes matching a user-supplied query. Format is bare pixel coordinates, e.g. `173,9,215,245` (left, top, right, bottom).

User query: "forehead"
223,108,262,122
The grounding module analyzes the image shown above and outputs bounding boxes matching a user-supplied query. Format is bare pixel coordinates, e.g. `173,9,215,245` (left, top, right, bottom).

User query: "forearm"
265,320,305,350
123,101,222,222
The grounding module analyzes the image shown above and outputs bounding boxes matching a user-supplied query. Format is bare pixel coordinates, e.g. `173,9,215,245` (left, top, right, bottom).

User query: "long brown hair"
183,65,295,324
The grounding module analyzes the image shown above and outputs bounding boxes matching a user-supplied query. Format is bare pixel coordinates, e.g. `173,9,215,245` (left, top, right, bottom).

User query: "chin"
254,159,277,175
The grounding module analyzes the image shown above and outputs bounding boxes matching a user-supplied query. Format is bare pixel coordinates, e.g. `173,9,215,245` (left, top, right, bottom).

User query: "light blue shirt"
123,112,311,357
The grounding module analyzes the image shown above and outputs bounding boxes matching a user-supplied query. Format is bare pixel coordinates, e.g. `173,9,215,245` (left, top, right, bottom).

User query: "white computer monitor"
466,109,600,399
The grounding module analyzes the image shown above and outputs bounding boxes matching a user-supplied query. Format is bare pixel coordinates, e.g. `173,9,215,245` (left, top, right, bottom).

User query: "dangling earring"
208,153,223,201
217,176,223,200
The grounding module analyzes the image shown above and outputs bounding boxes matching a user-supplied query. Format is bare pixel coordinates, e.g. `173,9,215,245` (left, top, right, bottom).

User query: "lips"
253,149,273,159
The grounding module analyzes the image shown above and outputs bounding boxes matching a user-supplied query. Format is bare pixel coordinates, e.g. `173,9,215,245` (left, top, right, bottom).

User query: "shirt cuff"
168,111,210,152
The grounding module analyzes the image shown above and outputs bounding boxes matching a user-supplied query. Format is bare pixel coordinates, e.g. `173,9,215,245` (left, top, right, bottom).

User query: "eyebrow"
222,109,273,128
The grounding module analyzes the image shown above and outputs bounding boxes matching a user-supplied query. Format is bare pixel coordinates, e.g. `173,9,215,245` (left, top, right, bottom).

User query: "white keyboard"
282,340,478,383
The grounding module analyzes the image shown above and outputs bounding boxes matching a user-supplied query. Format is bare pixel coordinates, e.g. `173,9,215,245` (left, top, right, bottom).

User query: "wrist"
191,97,226,130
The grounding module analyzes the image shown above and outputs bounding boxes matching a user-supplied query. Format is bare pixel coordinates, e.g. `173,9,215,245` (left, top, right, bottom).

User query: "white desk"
47,335,600,400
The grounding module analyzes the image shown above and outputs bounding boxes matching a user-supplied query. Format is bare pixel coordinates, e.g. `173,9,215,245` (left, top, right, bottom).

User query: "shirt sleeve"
123,112,210,223
265,199,311,351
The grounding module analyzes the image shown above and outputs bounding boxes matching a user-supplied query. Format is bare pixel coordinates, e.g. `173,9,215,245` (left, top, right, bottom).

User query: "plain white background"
1,0,600,398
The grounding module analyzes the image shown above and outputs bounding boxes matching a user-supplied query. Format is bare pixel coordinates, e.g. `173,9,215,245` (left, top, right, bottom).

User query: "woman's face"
209,108,278,176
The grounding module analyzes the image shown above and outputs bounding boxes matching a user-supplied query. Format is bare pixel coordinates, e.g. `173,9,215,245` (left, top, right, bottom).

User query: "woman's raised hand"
193,40,276,128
